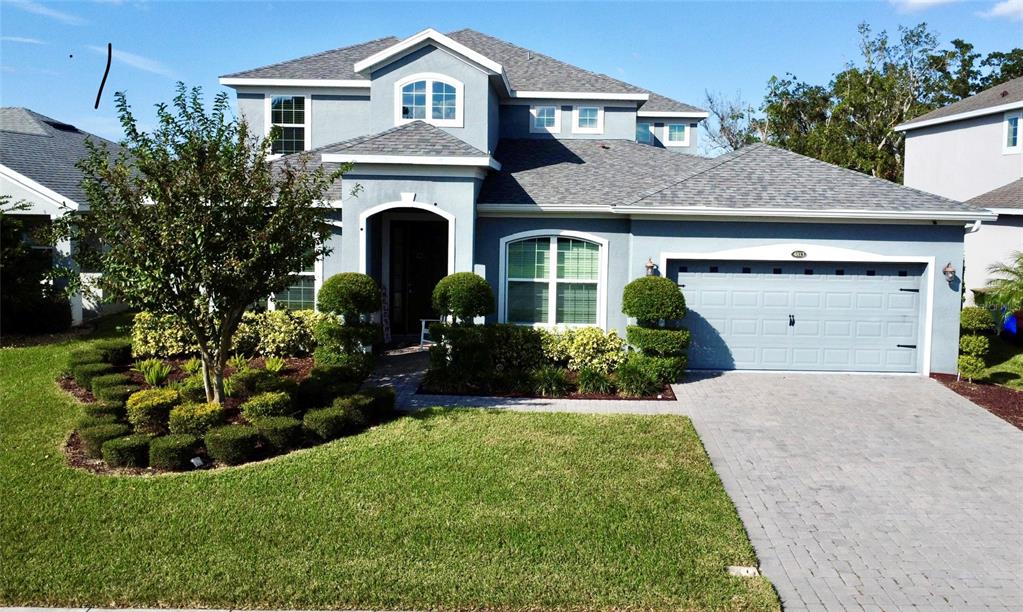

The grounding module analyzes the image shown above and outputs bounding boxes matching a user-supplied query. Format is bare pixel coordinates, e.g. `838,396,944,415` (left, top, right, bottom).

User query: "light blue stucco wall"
498,104,637,140
234,90,373,147
634,117,700,154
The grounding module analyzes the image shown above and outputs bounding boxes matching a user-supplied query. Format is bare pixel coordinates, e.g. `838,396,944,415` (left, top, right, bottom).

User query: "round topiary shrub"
83,400,127,419
79,423,131,458
102,434,152,468
169,402,226,436
431,272,495,322
252,416,305,453
957,354,987,382
960,307,996,335
303,404,364,441
626,326,692,356
126,388,180,433
622,276,687,324
241,391,293,421
959,334,990,357
205,425,262,465
317,272,381,319
149,434,199,470
72,362,115,390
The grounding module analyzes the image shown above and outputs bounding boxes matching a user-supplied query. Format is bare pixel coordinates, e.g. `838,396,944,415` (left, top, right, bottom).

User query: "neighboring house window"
268,95,307,155
636,122,653,144
665,123,689,147
1005,111,1021,153
505,236,601,326
394,73,463,127
530,105,561,134
572,106,604,134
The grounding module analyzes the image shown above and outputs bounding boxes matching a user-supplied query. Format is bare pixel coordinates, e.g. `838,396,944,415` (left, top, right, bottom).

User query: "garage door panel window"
506,236,600,326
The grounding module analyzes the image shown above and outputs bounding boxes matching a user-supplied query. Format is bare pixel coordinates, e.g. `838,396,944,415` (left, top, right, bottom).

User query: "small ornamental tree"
957,306,996,383
55,84,350,403
622,275,690,384
314,272,381,380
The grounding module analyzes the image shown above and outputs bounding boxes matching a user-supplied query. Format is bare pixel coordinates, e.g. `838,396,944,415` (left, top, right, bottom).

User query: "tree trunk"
199,350,226,404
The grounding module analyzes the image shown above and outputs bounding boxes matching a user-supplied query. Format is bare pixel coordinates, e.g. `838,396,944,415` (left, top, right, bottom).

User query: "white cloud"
1,36,46,44
87,44,177,79
979,0,1023,20
6,0,87,25
888,0,961,12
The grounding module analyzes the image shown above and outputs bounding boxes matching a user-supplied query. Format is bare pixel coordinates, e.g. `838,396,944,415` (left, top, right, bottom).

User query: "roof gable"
353,28,503,77
898,76,1023,131
220,36,398,81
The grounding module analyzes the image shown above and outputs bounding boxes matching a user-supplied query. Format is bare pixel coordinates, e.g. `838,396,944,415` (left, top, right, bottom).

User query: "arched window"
503,234,605,327
394,73,463,128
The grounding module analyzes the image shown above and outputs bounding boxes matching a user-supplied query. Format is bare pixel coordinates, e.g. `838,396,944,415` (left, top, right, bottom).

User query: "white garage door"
670,260,924,373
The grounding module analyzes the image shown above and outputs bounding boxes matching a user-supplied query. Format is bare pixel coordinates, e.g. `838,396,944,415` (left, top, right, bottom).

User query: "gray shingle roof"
0,107,117,207
315,121,486,157
901,76,1023,128
968,178,1023,210
478,138,707,206
221,36,399,80
624,143,977,213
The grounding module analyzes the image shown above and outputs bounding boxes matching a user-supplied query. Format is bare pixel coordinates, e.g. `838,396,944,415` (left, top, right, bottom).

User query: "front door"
389,220,448,335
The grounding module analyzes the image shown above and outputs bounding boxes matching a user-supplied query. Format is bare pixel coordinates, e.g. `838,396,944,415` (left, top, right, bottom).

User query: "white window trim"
529,105,561,134
1003,111,1021,154
264,94,312,160
636,121,653,144
571,105,604,135
393,72,464,128
664,122,690,147
498,229,608,329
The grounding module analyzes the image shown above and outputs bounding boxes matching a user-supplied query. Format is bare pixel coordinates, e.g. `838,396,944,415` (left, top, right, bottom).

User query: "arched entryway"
359,202,454,336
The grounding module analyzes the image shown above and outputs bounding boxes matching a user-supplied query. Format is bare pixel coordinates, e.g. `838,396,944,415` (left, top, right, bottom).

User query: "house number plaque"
791,250,807,259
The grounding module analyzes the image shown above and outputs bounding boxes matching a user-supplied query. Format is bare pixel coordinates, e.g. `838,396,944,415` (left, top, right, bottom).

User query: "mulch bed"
932,373,1023,431
417,383,676,402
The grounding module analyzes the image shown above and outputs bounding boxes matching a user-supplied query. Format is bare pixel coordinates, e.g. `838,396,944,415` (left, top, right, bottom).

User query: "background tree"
60,84,349,402
701,90,763,154
984,251,1023,312
979,49,1023,89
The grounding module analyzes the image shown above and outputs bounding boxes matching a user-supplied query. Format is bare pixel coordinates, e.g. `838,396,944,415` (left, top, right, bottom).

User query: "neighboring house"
217,28,989,376
0,107,120,326
897,77,1023,305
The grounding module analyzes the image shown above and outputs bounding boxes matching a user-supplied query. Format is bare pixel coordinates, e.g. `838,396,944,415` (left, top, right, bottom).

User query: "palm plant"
984,251,1023,312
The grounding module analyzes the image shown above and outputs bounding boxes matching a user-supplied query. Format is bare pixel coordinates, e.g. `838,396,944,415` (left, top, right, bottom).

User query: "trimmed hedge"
312,319,376,380
126,388,180,434
960,307,997,335
241,391,293,421
357,387,397,422
91,373,132,394
77,414,119,430
169,402,226,436
427,323,545,393
294,366,361,409
82,400,126,419
431,272,495,322
304,404,365,441
94,384,141,405
93,338,133,366
622,276,687,323
177,376,207,403
252,416,305,453
79,423,131,458
149,434,199,471
73,362,114,390
626,326,691,356
629,353,686,385
102,434,151,467
317,272,381,319
205,425,262,465
230,368,293,396
960,334,990,357
68,349,104,368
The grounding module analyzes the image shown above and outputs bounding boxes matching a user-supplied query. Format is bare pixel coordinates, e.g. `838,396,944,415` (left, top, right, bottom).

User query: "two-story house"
220,28,992,375
897,76,1022,305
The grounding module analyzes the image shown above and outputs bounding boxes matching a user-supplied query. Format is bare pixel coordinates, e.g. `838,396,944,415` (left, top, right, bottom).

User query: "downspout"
966,219,983,234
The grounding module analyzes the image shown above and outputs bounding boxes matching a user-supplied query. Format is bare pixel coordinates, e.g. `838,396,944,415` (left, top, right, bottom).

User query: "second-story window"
665,123,689,147
572,105,604,134
529,105,560,133
1005,111,1021,154
636,122,653,144
269,95,307,155
395,73,463,128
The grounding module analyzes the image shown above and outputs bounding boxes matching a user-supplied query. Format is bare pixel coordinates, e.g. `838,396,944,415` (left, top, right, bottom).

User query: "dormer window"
267,95,309,155
636,122,653,144
395,73,463,128
665,122,689,147
1005,111,1021,154
529,105,560,134
572,105,604,134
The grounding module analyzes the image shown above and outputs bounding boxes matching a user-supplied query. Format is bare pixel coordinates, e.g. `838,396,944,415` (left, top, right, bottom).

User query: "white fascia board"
0,163,81,212
322,153,500,170
895,100,1023,131
476,203,614,215
614,205,998,222
353,28,503,75
219,77,370,88
509,91,649,101
637,111,710,118
986,207,1019,216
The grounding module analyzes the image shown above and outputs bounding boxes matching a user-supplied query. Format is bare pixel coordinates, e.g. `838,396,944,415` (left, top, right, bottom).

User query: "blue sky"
1,0,1021,144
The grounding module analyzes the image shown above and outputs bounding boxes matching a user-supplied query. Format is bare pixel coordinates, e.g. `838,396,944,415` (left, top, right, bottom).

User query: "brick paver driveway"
677,373,1023,611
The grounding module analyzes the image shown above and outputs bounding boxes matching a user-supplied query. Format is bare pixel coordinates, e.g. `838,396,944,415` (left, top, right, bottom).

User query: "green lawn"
983,334,1023,390
0,323,777,611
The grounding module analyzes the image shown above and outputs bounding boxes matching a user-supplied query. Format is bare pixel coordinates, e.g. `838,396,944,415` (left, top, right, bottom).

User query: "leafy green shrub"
93,338,133,366
252,416,305,453
427,324,546,393
68,348,104,368
960,307,997,335
149,434,199,470
102,434,151,467
532,366,571,397
303,404,365,440
622,276,687,324
176,376,207,403
73,362,114,390
94,383,141,405
432,272,494,322
959,334,990,357
169,402,226,436
181,357,202,375
357,387,397,421
577,367,616,395
232,309,335,357
615,357,662,397
126,388,180,434
204,425,262,465
565,327,626,373
131,311,198,358
228,354,250,371
294,366,361,409
79,423,131,458
957,354,987,382
317,272,381,320
91,373,132,394
540,329,572,366
83,400,126,419
626,326,691,356
135,358,173,386
312,319,377,377
78,413,119,429
241,391,293,420
230,368,294,396
629,353,685,384
264,356,286,373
